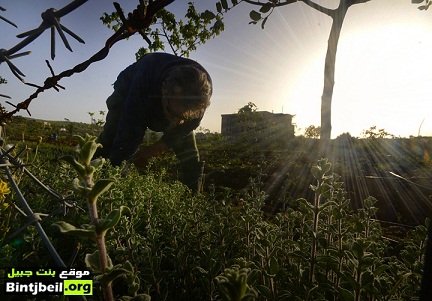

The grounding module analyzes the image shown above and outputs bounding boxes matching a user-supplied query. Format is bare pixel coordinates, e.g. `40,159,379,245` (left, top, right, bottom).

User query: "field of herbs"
0,135,429,301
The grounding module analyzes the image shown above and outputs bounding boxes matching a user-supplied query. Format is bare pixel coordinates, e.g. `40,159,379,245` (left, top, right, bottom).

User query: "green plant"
215,263,258,301
52,134,145,301
0,180,11,244
2,136,428,300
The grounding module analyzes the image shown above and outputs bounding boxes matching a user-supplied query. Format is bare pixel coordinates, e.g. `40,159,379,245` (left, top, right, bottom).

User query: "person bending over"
96,52,212,192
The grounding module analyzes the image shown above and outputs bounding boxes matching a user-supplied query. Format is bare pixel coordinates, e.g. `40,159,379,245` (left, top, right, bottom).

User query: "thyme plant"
52,134,146,301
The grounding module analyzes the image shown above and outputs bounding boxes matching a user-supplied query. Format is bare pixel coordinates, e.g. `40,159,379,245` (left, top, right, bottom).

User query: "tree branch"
301,0,335,17
242,0,334,17
243,0,297,7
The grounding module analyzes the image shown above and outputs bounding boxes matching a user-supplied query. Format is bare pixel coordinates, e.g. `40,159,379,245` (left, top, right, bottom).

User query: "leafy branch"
101,1,224,59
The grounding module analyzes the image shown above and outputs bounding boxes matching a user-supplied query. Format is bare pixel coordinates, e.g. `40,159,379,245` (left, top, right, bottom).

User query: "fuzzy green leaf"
72,178,87,192
52,221,96,240
95,267,130,284
73,135,86,148
79,138,102,166
123,260,134,273
87,179,115,203
60,155,86,179
85,251,100,272
311,166,322,180
320,200,338,210
85,250,113,273
90,157,105,169
97,206,130,235
128,283,140,297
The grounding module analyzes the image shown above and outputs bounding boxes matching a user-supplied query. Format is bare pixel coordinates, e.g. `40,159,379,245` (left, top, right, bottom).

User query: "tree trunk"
320,4,349,153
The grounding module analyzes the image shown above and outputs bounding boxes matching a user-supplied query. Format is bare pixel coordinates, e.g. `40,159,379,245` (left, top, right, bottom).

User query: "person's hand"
132,140,168,169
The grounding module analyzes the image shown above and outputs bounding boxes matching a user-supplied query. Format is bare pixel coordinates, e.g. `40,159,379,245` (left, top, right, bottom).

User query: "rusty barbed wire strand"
0,0,175,123
0,0,88,82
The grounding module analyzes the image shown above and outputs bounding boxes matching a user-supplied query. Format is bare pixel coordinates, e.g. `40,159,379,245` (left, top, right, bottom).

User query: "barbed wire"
0,0,88,82
0,5,17,28
0,0,175,123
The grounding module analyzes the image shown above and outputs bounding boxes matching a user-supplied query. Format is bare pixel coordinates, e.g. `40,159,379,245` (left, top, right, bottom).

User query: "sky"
0,0,432,138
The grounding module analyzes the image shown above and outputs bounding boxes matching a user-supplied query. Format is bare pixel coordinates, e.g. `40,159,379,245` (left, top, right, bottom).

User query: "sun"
283,17,432,138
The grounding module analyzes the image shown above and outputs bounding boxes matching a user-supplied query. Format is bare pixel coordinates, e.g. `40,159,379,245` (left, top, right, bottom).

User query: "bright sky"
1,0,431,138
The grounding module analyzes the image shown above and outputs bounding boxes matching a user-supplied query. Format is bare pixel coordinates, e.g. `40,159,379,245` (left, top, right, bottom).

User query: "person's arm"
169,131,204,192
132,140,169,169
109,78,148,166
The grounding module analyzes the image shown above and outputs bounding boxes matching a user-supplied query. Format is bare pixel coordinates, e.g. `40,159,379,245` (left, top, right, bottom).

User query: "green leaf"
360,270,374,287
360,256,376,270
87,179,115,203
72,178,86,192
311,166,322,180
85,250,113,273
79,138,102,166
338,287,354,301
320,200,338,210
297,198,314,213
201,10,216,20
352,241,364,259
290,250,309,261
52,221,96,240
340,271,360,291
221,0,228,10
387,272,412,297
363,196,377,209
90,157,105,169
128,283,140,297
318,158,332,174
73,135,86,148
257,285,272,299
123,260,134,273
60,155,86,179
97,206,130,235
269,256,278,275
95,267,130,284
249,10,261,21
259,3,273,13
85,251,101,272
373,264,389,276
216,2,222,13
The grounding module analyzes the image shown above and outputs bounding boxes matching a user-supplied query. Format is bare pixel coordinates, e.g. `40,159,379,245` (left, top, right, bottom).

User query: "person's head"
161,64,212,125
